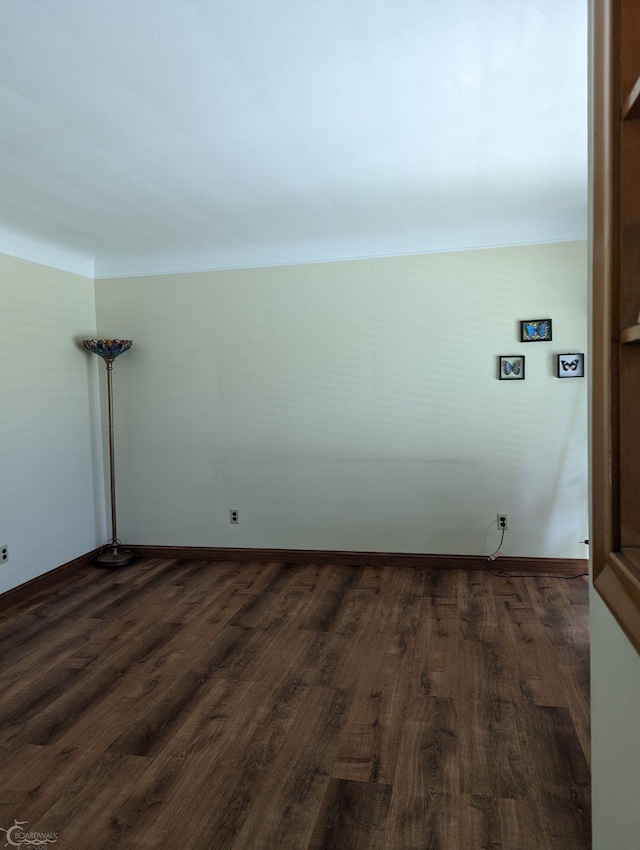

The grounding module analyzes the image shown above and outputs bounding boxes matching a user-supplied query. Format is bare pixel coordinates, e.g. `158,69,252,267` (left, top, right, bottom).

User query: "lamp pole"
105,358,120,554
82,338,134,567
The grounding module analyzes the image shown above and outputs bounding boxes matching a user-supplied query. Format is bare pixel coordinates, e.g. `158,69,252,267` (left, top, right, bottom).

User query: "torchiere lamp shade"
83,337,134,567
82,339,133,360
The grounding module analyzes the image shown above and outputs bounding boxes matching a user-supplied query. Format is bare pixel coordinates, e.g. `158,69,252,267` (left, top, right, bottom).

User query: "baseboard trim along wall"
0,548,101,614
0,546,588,613
128,546,588,576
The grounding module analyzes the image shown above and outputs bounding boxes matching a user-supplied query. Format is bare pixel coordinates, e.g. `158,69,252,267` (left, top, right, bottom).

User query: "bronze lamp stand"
82,338,135,567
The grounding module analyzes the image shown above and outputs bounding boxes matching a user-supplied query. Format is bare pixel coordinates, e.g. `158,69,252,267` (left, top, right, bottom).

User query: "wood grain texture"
619,322,640,343
307,779,392,850
592,0,640,652
0,558,590,848
127,545,588,576
0,548,100,613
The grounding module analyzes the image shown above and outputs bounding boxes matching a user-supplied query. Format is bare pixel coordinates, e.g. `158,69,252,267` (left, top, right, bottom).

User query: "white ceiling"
0,0,587,279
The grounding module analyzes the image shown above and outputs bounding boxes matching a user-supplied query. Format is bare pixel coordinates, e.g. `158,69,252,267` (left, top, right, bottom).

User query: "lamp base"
95,547,136,568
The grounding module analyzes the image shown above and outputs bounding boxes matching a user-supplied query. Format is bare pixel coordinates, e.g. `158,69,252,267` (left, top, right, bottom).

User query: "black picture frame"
557,352,585,378
499,355,525,381
520,318,552,342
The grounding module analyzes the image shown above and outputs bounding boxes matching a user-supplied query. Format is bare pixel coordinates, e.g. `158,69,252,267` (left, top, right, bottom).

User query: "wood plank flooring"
0,559,590,849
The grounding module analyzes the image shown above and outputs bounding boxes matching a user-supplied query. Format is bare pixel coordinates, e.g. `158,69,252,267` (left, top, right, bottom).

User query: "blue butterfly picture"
499,355,525,380
520,318,552,342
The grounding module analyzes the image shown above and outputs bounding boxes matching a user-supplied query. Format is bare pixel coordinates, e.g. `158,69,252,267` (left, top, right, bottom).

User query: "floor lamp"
83,338,135,567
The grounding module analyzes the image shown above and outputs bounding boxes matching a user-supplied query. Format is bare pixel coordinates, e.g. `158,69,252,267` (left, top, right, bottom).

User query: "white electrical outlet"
1,545,8,564
497,514,508,531
230,510,239,525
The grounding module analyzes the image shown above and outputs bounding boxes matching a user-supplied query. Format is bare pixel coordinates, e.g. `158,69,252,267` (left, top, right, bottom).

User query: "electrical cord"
487,527,505,561
485,527,589,580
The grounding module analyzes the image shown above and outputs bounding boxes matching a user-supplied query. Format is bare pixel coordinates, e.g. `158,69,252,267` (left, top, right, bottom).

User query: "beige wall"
95,240,588,556
590,590,640,848
0,253,105,593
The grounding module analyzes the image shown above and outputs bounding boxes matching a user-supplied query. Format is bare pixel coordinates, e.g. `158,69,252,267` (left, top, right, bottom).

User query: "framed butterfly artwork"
557,352,585,378
499,355,525,380
520,318,552,342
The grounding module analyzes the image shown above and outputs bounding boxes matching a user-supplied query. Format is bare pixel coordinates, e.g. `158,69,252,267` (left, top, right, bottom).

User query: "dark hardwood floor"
0,558,590,849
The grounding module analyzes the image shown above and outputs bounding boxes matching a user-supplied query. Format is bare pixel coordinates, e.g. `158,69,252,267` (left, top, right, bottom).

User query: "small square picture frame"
520,318,552,342
557,352,585,378
499,355,525,381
